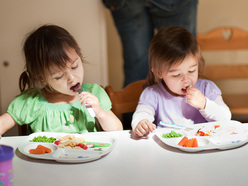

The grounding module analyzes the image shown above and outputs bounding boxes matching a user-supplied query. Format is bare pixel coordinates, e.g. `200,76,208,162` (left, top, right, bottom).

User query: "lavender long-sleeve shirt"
132,79,231,130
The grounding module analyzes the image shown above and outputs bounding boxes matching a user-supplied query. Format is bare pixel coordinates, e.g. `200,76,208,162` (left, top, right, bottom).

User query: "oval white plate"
18,132,116,163
155,120,248,152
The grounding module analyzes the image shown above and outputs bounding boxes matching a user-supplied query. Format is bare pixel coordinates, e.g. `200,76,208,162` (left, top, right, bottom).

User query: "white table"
1,129,248,186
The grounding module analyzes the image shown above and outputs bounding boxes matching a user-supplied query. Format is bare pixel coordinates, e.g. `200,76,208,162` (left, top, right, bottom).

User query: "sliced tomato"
196,131,205,136
54,140,60,145
76,143,88,150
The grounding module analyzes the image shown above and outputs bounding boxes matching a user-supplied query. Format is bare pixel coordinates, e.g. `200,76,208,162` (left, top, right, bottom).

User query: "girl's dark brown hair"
146,26,205,87
19,24,84,92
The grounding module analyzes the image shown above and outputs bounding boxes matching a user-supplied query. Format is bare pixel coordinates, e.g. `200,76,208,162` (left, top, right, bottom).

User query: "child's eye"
55,74,64,80
189,69,196,73
72,64,78,70
172,74,180,77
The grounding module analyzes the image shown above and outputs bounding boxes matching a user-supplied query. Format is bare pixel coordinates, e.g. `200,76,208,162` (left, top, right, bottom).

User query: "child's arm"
79,91,123,131
186,87,231,121
199,96,232,121
132,104,156,136
0,113,17,135
134,119,156,136
95,109,123,131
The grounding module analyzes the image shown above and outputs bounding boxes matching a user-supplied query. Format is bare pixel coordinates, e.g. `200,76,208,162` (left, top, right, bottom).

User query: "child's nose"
182,74,189,81
68,72,75,82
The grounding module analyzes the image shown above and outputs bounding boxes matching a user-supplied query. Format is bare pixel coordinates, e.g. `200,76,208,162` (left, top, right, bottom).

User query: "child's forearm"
96,110,123,131
0,113,17,135
131,104,155,131
199,96,232,121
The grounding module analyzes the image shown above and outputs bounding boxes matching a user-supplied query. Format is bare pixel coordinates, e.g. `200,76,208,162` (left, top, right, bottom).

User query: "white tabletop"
1,129,248,186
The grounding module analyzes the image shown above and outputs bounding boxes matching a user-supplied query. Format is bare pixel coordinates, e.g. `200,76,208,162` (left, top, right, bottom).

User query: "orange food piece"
178,137,199,148
178,136,188,146
29,148,45,154
36,145,52,153
214,125,220,129
193,138,198,147
185,138,194,147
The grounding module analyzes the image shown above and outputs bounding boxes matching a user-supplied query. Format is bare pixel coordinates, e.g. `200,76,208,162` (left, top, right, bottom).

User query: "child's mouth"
70,83,81,92
182,85,190,94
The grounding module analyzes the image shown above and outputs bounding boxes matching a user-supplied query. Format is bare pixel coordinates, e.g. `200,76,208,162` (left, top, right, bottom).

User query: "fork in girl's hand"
77,89,96,118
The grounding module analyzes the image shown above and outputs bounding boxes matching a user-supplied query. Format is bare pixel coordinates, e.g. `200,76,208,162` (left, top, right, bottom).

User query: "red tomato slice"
196,131,205,136
54,140,60,145
76,143,88,150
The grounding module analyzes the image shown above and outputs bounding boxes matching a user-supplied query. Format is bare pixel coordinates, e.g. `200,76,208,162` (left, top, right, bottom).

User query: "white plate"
155,120,248,152
18,132,116,163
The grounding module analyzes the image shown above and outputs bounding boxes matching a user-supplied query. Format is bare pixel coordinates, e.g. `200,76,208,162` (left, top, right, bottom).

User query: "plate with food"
155,120,248,152
18,132,116,163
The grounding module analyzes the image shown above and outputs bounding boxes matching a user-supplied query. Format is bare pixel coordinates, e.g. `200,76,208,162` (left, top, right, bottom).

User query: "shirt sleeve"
86,84,112,111
201,80,221,100
138,86,159,111
7,91,41,125
199,80,231,121
131,104,155,132
199,96,232,121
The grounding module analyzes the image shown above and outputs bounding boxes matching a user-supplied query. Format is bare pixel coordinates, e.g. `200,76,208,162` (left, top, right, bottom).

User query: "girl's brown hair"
19,24,84,92
146,26,205,87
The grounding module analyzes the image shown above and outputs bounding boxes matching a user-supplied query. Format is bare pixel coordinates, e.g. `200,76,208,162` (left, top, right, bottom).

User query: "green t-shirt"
7,84,111,133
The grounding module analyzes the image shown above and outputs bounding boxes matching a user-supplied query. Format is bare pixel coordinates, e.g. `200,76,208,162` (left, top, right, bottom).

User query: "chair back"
105,80,145,115
197,27,248,114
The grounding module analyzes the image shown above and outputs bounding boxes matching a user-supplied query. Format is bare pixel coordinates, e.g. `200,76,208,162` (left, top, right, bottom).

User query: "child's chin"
170,90,184,97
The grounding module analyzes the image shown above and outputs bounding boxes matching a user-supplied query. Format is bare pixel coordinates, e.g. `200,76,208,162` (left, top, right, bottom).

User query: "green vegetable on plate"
29,136,56,143
162,131,183,138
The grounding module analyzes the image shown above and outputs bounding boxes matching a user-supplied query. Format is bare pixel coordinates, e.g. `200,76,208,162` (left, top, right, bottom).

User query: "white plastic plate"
155,120,248,152
18,132,116,163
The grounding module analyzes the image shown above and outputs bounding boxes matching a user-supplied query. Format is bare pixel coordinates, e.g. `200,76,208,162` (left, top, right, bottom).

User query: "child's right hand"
134,119,156,137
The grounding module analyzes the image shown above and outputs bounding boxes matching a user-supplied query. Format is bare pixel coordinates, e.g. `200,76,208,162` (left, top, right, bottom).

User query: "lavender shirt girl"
132,79,231,129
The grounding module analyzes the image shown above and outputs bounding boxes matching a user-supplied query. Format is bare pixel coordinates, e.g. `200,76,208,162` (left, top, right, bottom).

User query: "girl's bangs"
45,46,71,74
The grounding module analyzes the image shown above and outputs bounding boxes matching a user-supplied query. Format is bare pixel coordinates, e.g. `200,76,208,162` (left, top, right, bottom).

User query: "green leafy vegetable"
162,131,183,138
29,136,56,143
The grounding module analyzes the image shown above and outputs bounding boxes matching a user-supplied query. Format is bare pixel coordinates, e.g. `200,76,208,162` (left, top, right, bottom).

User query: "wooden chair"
197,27,248,116
105,80,145,115
18,125,31,136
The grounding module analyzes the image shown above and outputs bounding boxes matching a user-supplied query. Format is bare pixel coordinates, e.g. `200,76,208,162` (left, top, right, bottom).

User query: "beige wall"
0,0,108,136
105,0,248,92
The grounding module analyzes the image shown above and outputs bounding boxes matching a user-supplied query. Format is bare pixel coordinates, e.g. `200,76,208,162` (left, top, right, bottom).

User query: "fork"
77,89,96,118
159,121,195,130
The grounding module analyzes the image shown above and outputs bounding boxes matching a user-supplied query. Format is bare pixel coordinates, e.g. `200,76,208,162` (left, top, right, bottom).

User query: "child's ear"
40,78,47,86
152,68,162,79
157,72,163,79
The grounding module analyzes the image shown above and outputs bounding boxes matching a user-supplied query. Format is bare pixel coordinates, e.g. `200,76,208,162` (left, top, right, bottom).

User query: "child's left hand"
79,92,102,116
186,87,206,110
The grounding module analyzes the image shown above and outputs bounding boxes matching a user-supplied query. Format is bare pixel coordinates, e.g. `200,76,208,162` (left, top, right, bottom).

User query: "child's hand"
79,92,102,116
134,119,156,137
186,87,206,110
79,91,123,131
